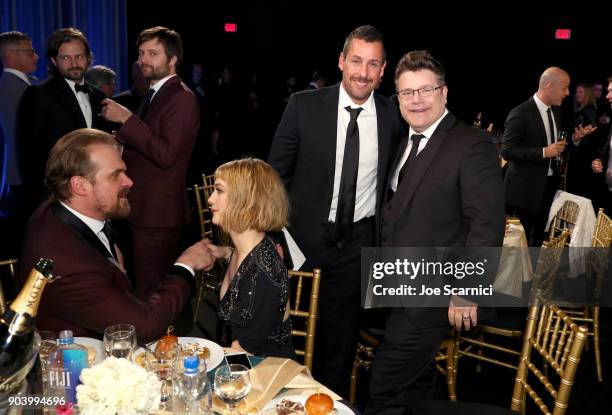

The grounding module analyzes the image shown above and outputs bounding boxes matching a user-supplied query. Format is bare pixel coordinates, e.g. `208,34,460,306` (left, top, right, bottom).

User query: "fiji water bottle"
47,330,89,406
173,356,212,414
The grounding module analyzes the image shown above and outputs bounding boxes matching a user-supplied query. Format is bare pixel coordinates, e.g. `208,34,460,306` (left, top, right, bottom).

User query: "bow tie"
74,83,90,94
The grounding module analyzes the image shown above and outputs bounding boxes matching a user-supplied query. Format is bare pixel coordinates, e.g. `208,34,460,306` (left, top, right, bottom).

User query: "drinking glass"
103,324,137,359
37,330,56,393
214,364,251,414
145,340,180,403
556,130,567,161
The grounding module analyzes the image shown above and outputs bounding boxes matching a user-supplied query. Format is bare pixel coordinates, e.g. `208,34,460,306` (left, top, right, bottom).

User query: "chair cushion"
412,399,519,415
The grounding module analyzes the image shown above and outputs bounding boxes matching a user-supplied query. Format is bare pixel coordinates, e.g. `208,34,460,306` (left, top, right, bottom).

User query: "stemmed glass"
214,364,251,414
145,340,181,403
103,324,137,359
556,130,567,162
37,330,56,393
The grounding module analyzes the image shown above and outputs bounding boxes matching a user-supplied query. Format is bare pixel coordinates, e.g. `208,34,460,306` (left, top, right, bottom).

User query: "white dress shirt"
60,202,112,255
533,93,557,176
65,78,93,128
328,84,379,223
149,74,177,101
390,109,449,191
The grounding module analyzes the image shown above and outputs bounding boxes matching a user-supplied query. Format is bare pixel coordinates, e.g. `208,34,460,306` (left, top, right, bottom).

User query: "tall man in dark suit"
0,31,38,222
101,27,200,299
268,25,405,396
366,51,505,414
17,128,214,342
502,67,570,246
17,28,110,210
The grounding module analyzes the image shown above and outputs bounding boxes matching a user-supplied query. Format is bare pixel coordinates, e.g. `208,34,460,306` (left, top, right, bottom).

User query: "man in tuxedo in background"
502,67,570,246
101,26,199,299
17,27,110,211
269,25,405,396
0,31,38,229
366,50,504,414
17,128,214,342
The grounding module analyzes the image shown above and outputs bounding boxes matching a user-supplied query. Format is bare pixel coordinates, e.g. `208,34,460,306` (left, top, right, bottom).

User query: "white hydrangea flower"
76,357,162,415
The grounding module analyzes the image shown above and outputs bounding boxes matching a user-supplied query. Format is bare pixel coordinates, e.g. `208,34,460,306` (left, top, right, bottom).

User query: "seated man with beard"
16,128,215,342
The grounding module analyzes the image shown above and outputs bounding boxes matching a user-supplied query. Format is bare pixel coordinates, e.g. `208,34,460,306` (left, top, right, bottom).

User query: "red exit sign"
224,23,237,33
555,29,571,40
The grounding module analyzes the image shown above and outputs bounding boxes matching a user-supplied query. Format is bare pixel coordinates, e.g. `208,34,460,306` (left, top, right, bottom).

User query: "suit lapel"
385,134,409,201
321,84,341,195
395,113,456,214
50,77,87,127
145,76,179,118
528,98,549,146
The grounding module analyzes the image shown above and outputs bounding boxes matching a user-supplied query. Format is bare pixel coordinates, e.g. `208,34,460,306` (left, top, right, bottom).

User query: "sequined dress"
218,236,296,359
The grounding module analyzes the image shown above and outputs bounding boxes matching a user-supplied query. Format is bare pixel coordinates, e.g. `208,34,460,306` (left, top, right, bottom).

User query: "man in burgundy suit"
101,26,200,297
17,128,214,342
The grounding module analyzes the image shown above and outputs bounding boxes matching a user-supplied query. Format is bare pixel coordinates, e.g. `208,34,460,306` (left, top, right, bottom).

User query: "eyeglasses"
398,85,445,99
9,48,36,55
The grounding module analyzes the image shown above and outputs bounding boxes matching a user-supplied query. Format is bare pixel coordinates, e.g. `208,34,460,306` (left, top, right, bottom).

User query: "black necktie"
397,134,425,186
74,83,90,94
547,107,556,174
136,88,155,118
101,221,117,260
335,106,363,248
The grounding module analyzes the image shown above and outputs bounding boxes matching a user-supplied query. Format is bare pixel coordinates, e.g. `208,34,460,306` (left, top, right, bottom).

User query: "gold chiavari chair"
288,268,321,371
548,200,580,246
0,259,18,315
557,208,612,382
448,230,569,400
413,292,588,415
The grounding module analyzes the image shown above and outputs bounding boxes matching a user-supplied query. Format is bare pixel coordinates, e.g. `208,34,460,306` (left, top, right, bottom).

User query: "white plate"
73,337,105,366
261,394,354,414
133,337,224,372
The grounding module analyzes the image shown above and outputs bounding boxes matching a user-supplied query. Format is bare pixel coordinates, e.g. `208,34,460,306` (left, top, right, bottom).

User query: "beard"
58,66,86,81
141,64,170,82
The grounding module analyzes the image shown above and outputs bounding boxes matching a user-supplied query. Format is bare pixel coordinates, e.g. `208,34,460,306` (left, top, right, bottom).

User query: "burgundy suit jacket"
118,75,200,228
16,201,193,342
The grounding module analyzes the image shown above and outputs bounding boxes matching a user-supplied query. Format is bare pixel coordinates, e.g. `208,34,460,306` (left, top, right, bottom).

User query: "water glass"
145,340,181,403
214,364,251,414
37,330,56,393
103,324,137,360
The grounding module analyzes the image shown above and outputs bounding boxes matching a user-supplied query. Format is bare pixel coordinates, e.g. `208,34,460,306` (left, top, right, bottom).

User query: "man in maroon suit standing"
102,26,200,298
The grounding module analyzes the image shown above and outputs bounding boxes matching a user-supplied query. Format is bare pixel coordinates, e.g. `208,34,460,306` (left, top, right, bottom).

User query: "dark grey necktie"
136,88,155,118
335,106,363,248
397,134,425,186
101,221,117,260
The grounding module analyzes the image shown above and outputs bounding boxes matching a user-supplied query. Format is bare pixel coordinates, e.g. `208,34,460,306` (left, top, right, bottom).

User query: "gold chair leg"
593,307,603,382
349,355,360,404
475,333,484,373
446,337,457,401
193,271,206,323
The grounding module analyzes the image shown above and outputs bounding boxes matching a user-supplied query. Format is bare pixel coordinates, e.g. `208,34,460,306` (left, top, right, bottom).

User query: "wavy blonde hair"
215,158,288,233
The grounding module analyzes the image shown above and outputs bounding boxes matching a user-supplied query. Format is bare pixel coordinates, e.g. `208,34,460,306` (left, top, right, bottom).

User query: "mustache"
68,67,84,71
119,188,130,197
351,76,372,83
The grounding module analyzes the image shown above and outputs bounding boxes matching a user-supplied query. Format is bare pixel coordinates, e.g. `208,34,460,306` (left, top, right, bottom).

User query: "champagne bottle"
0,258,54,384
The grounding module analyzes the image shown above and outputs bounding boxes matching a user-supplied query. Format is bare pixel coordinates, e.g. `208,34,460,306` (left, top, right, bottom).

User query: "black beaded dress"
218,236,296,359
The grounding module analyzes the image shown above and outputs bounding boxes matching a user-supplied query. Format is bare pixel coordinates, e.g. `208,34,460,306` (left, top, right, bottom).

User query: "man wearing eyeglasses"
367,51,504,414
16,28,111,213
0,31,38,223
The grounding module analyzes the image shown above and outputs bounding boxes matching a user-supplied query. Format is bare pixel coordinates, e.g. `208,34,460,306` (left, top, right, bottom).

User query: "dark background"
126,1,608,128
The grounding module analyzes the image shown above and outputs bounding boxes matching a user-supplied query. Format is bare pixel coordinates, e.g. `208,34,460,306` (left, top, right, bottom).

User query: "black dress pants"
365,308,449,415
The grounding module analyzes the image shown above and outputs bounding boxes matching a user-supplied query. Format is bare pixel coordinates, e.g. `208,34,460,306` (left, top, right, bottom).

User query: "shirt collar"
339,82,376,114
533,93,550,113
3,68,30,85
60,201,106,235
150,73,177,94
409,108,449,139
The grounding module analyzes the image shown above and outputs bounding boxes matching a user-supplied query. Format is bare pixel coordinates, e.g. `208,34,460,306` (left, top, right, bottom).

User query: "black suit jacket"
381,113,505,326
16,76,110,187
268,83,405,262
501,97,562,211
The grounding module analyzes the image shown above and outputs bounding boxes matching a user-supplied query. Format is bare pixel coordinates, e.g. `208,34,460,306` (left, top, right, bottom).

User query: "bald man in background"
502,67,570,246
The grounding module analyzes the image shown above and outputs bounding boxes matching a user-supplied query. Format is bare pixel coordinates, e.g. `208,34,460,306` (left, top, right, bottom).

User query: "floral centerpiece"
76,357,162,415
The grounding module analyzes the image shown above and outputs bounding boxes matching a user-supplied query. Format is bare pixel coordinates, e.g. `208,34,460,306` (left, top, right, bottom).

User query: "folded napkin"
212,357,340,414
